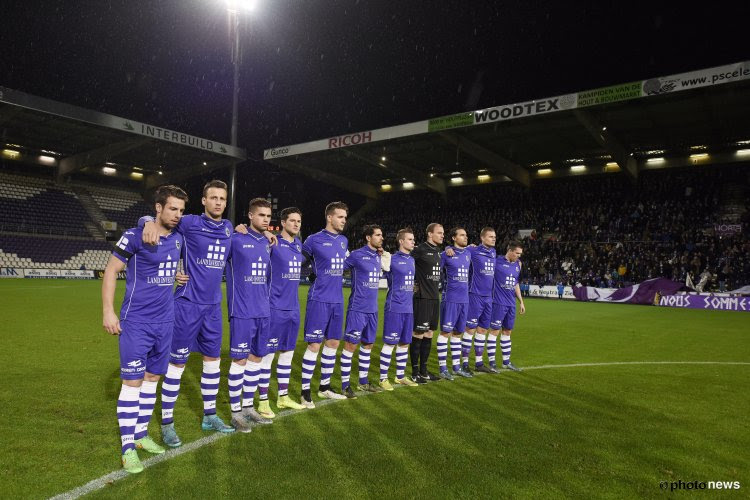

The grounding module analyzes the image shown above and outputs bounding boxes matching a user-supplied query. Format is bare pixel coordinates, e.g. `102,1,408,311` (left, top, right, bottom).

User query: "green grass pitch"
0,280,748,499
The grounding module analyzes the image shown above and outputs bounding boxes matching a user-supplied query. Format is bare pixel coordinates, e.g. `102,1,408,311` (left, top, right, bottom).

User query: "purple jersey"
226,229,271,318
302,229,349,304
345,245,381,314
493,256,522,306
384,251,415,314
440,247,470,304
113,227,183,322
269,236,304,311
138,214,233,305
468,245,496,296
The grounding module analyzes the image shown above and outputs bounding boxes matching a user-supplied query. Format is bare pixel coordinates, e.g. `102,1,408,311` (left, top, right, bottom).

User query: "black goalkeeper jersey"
412,241,441,300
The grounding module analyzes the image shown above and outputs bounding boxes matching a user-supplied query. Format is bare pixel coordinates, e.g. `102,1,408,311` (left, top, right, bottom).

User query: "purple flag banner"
573,278,684,304
659,294,750,312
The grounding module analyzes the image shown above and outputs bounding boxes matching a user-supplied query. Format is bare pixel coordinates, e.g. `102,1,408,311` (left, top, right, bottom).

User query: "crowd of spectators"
347,166,750,291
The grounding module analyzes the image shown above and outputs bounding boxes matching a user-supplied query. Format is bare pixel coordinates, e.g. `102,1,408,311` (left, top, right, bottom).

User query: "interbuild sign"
658,294,750,312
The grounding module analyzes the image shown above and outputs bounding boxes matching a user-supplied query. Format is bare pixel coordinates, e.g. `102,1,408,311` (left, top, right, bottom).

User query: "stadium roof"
0,87,246,187
263,60,750,198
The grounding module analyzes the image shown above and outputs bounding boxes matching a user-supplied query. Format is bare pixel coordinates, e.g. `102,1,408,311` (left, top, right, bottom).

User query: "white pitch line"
49,361,750,499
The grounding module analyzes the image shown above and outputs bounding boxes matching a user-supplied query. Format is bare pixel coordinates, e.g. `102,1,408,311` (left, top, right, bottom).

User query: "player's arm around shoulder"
102,255,127,335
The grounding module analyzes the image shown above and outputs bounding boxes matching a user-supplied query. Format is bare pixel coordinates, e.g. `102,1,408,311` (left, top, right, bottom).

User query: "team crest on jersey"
265,245,271,254
295,244,300,251
176,240,181,250
225,227,231,237
340,242,345,249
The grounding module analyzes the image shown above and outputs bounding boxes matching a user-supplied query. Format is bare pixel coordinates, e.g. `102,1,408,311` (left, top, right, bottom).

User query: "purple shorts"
491,303,516,331
440,301,467,334
270,308,300,351
467,293,493,330
304,300,344,343
230,317,274,358
119,320,172,380
171,298,223,363
382,311,413,345
344,310,378,345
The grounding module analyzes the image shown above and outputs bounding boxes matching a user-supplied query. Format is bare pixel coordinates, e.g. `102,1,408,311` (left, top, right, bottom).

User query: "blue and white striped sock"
395,346,409,380
276,351,293,397
461,332,473,364
379,344,394,381
358,346,372,385
228,361,244,413
487,334,498,364
474,333,486,367
133,380,156,440
501,334,512,365
242,360,261,408
117,384,140,454
340,349,353,390
258,354,274,401
161,364,184,425
319,346,337,389
450,336,462,371
436,335,449,371
300,348,318,391
201,360,221,416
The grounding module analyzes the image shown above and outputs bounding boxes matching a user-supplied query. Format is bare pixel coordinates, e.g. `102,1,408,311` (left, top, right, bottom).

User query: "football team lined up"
102,180,526,473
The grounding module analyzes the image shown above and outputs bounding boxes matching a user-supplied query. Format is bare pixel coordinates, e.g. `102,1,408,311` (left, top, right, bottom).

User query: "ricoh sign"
328,131,372,149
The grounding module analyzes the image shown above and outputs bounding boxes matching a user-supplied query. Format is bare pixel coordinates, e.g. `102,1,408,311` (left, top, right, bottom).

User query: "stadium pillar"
227,8,242,224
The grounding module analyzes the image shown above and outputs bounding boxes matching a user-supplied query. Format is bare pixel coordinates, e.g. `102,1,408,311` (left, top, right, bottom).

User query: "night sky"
2,1,748,162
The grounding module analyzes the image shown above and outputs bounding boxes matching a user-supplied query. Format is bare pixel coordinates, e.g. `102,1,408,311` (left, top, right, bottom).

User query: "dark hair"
397,227,413,242
325,201,348,217
450,226,466,239
248,197,272,213
480,227,496,237
426,222,443,235
154,185,188,207
280,207,302,221
202,179,228,197
362,224,382,242
507,240,523,251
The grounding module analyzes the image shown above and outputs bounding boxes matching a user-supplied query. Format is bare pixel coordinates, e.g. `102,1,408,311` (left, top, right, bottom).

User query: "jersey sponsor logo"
322,242,332,247
246,257,268,283
238,342,248,348
177,347,189,354
325,254,344,276
148,254,178,286
313,329,323,335
127,359,143,367
282,256,302,280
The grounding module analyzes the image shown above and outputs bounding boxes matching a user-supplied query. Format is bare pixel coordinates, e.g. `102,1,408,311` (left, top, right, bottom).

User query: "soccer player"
102,185,187,473
379,228,419,388
139,180,272,446
488,240,526,372
225,198,276,432
465,227,498,374
438,227,472,379
269,207,307,411
340,224,384,397
410,223,444,384
299,201,350,407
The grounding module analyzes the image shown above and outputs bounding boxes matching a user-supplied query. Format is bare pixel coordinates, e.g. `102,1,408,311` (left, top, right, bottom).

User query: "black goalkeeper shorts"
413,298,439,333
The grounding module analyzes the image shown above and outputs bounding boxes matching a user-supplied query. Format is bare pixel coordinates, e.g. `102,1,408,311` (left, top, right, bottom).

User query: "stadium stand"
84,185,152,231
0,172,92,237
0,234,112,270
349,166,750,291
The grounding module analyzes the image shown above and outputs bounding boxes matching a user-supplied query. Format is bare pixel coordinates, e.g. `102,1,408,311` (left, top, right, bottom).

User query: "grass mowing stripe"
49,361,749,499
